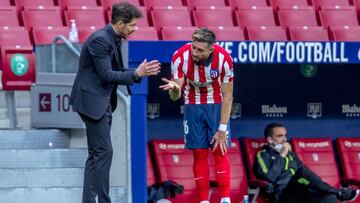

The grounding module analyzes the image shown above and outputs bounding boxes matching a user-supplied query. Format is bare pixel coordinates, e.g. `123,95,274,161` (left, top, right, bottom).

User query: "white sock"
200,201,209,203
220,197,231,203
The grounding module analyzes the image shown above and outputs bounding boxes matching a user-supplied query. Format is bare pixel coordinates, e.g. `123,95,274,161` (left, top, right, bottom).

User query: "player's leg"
205,104,231,203
184,104,210,202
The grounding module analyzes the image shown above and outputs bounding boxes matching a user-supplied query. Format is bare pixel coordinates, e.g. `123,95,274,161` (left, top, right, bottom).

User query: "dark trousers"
276,167,338,203
80,106,113,203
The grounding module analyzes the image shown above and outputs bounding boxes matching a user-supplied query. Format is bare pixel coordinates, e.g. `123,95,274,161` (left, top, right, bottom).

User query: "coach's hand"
211,130,228,155
135,59,161,77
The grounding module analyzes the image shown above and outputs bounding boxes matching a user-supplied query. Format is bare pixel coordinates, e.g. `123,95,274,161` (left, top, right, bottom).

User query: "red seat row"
147,137,360,203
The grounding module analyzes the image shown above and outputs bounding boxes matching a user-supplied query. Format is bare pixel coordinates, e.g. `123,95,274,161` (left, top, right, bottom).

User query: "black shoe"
338,188,360,202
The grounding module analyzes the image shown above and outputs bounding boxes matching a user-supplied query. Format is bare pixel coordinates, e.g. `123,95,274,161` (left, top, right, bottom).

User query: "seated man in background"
253,123,359,203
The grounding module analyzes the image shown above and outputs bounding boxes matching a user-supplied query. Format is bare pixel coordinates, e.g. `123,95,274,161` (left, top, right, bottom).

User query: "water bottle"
69,19,79,43
242,195,250,203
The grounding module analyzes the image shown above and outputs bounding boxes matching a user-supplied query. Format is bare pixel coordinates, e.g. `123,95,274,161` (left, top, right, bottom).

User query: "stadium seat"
331,26,360,41
186,0,227,10
0,7,20,27
236,8,276,29
229,0,268,10
319,5,356,10
143,0,184,10
32,26,70,45
291,138,341,188
151,8,192,31
14,0,55,10
311,0,350,10
288,26,330,41
208,26,245,41
0,0,11,6
161,26,196,41
193,7,235,27
57,0,98,10
246,26,288,41
77,26,97,42
336,137,360,199
107,6,148,27
0,27,32,47
353,0,360,10
150,139,198,203
208,139,248,203
100,0,141,10
319,9,359,28
269,0,309,10
128,27,158,41
243,138,270,203
21,8,64,29
65,7,106,27
278,9,319,28
147,147,157,186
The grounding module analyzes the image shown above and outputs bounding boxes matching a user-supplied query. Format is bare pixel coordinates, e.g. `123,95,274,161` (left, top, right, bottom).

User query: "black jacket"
70,24,140,120
253,145,304,194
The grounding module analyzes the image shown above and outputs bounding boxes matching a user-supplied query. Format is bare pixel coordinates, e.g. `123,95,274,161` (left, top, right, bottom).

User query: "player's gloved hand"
211,130,228,155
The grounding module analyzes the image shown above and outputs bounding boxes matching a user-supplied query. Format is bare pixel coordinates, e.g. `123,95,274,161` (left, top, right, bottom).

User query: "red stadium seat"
243,138,270,203
128,27,158,41
32,26,70,45
151,8,192,31
269,0,309,10
331,26,360,41
186,0,227,10
193,7,235,27
336,137,360,200
319,5,356,10
246,26,288,41
208,139,248,203
21,8,64,29
208,26,245,41
288,26,329,41
311,0,350,10
65,7,106,27
229,0,268,9
236,8,276,29
14,0,55,10
291,138,340,188
77,26,97,42
161,26,196,41
0,27,32,47
0,7,20,27
107,6,149,26
278,9,319,28
319,9,359,28
100,0,141,10
150,139,198,203
147,147,157,186
143,0,183,10
57,0,98,10
0,0,11,6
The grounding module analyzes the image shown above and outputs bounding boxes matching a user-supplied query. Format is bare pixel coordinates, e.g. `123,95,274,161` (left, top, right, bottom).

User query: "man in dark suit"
70,2,161,203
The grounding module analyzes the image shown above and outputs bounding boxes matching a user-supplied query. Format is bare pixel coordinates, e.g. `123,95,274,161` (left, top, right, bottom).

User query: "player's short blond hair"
192,27,216,45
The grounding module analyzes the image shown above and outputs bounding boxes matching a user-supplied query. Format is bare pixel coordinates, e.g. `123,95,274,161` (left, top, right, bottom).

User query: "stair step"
0,187,126,203
0,168,84,188
0,149,87,168
0,129,70,149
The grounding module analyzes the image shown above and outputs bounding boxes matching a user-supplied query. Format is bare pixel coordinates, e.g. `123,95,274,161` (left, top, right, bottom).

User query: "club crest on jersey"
210,69,219,78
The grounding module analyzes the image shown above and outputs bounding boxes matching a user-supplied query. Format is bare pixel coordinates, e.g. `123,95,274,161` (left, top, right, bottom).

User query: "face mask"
273,143,283,153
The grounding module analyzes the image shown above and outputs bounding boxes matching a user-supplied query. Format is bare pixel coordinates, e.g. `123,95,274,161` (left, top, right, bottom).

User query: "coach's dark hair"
264,123,285,138
111,2,143,24
192,27,216,45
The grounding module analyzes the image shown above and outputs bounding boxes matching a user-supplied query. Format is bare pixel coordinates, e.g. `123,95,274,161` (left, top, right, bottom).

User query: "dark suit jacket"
70,24,140,120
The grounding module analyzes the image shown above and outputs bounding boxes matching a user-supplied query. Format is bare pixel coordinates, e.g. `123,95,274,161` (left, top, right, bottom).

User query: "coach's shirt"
171,43,234,104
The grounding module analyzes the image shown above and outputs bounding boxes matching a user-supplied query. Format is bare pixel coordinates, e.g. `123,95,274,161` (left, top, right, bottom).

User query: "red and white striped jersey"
171,43,233,104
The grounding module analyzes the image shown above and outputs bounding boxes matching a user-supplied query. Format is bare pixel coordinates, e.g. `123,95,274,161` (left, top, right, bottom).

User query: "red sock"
213,146,231,197
193,149,210,201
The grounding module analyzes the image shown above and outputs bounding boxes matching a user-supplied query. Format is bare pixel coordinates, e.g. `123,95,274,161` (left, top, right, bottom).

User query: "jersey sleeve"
221,53,234,83
171,50,184,80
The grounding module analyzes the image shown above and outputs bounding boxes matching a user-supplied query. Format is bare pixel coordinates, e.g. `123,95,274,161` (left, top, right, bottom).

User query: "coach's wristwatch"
132,71,141,81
